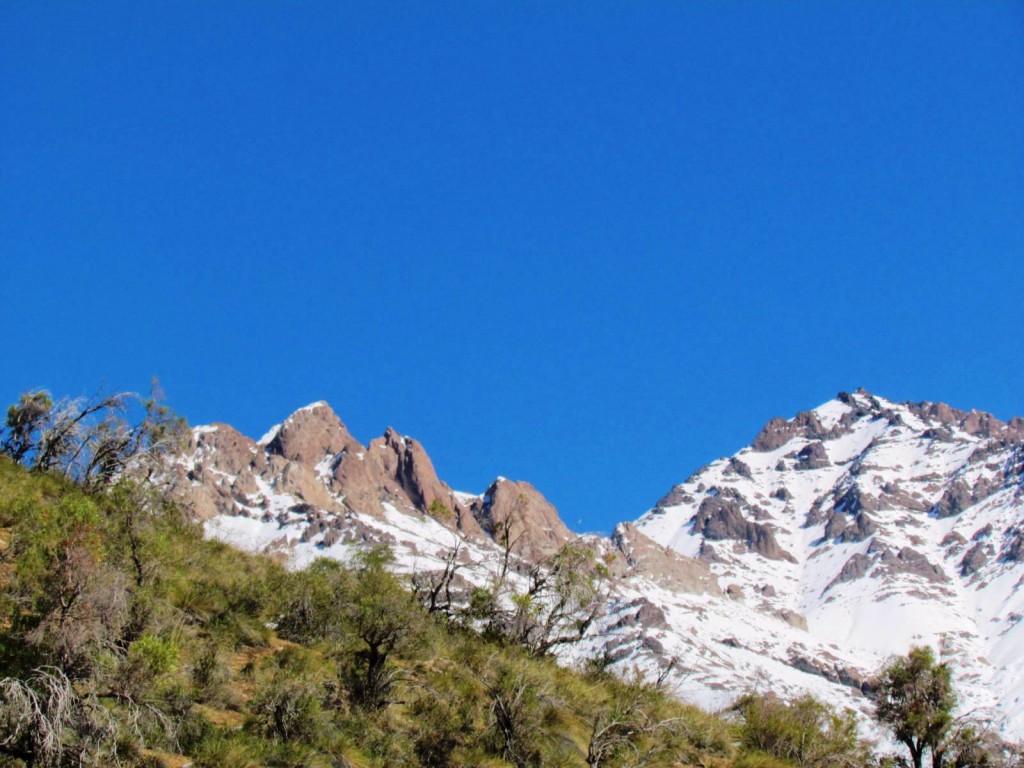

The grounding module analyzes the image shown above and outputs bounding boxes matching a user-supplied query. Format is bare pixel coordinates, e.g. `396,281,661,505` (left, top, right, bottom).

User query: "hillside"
161,390,1024,741
4,386,1024,767
633,389,1024,734
0,455,735,767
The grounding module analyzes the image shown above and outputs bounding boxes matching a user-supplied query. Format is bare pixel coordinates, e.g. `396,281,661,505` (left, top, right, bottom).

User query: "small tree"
512,543,604,656
275,558,354,644
1,390,53,463
874,646,956,768
483,660,548,768
411,539,465,618
340,547,422,711
736,691,867,768
0,385,187,488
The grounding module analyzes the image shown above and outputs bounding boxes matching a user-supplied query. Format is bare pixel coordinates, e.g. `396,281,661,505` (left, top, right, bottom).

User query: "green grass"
0,456,871,768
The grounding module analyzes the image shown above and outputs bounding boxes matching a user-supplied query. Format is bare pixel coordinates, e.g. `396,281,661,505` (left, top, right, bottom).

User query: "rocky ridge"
634,388,1024,736
168,391,1024,739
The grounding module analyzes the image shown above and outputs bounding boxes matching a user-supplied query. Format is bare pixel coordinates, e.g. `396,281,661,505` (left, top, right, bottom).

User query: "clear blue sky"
2,3,1022,532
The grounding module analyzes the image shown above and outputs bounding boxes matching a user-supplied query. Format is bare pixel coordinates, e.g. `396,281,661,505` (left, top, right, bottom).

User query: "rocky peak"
190,423,265,477
365,427,484,537
264,401,356,466
471,478,572,562
690,495,795,562
635,389,1024,735
170,402,577,566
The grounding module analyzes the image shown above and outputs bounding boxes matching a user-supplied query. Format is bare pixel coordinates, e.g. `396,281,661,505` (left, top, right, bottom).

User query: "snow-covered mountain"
629,389,1024,735
165,390,1024,739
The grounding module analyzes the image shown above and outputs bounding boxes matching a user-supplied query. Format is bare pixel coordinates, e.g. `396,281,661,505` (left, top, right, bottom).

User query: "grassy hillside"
0,456,750,767
2,392,1018,768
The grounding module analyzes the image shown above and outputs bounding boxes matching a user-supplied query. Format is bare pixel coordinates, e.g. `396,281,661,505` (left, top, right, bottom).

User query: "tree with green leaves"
874,646,956,768
736,691,868,768
1,390,54,464
0,384,186,488
340,546,423,711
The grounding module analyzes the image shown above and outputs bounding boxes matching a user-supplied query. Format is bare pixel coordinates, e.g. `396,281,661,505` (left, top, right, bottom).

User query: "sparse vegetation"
0,389,1020,767
872,646,1021,768
0,447,732,767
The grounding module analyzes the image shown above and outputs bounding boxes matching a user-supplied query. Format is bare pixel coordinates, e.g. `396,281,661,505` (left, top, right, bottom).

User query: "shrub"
736,691,868,768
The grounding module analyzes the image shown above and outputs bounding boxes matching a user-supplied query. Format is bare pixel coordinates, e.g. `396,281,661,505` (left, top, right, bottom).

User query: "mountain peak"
264,400,352,465
636,390,1024,735
165,392,1024,739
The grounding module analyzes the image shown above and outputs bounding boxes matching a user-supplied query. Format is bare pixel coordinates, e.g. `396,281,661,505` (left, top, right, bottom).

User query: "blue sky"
2,3,1022,532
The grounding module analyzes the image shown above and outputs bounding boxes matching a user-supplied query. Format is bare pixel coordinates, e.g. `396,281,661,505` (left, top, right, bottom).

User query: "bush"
736,691,868,768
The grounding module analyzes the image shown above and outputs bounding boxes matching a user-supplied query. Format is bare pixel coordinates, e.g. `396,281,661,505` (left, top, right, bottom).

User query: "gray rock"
726,457,753,479
826,553,872,591
795,442,830,470
691,496,796,562
940,531,966,548
611,523,722,595
960,543,989,577
932,480,974,519
876,547,947,583
726,584,745,600
776,609,808,631
1001,528,1024,563
611,597,669,631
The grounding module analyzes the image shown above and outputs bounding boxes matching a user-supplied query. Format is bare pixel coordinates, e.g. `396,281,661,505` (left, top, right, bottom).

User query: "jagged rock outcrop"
173,388,1024,740
172,403,492,544
822,510,877,544
177,424,264,519
610,522,721,595
634,388,1024,735
794,441,830,470
470,478,572,562
690,494,795,562
932,474,1002,519
826,553,872,590
264,402,351,465
365,427,485,537
960,542,990,577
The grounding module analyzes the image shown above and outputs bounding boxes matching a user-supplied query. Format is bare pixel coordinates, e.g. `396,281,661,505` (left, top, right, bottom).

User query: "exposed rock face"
752,394,874,452
654,483,695,510
634,388,1024,735
178,424,264,519
873,545,947,583
726,457,753,479
610,523,721,595
960,543,990,577
194,423,266,477
365,428,484,537
470,478,572,562
753,417,801,452
691,494,795,562
827,553,872,589
331,445,385,516
610,597,668,631
795,441,830,470
171,403,499,551
823,509,877,544
932,475,1002,519
787,653,871,694
264,402,350,465
1002,529,1024,563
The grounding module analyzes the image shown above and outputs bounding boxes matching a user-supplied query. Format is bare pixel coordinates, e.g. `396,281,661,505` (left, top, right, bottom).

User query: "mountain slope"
632,389,1024,734
167,390,1024,739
